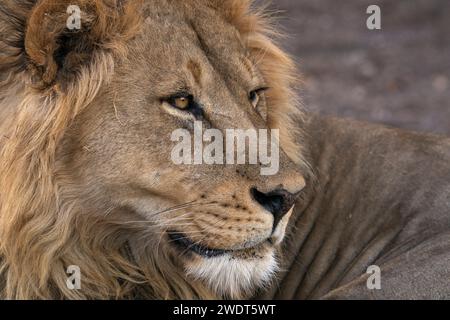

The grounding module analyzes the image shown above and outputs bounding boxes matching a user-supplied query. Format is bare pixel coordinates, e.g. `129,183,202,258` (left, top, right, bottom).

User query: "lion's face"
0,0,306,299
56,2,305,297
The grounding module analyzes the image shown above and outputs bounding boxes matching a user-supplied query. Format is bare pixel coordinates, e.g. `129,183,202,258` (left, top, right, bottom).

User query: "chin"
182,242,279,299
165,210,293,299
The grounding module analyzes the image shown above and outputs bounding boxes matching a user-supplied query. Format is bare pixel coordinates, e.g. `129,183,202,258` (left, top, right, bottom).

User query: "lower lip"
168,232,229,258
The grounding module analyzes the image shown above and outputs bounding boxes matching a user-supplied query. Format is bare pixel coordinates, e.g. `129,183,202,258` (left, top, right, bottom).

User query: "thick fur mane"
0,0,305,299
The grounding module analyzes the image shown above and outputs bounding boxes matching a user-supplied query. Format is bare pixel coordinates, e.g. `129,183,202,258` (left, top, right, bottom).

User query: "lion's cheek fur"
184,248,278,299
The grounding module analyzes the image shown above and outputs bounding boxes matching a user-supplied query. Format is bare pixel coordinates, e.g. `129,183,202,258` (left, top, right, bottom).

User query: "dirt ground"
265,0,450,135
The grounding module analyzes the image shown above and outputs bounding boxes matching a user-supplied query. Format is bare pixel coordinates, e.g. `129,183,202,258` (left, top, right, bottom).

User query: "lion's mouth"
168,232,230,258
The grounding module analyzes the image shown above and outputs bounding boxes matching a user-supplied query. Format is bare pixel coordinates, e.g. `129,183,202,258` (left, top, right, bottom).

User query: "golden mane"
0,0,306,299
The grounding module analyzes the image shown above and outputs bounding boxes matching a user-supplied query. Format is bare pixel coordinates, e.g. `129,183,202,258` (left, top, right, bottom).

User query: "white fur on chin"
185,249,278,299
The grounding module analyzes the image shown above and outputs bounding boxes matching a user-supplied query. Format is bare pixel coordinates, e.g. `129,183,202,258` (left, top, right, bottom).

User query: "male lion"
0,0,449,300
0,0,308,299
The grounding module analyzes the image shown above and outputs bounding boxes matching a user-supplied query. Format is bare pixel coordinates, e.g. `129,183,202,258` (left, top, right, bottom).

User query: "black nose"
251,187,298,230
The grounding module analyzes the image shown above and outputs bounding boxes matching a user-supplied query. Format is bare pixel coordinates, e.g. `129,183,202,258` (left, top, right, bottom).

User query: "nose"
250,187,299,230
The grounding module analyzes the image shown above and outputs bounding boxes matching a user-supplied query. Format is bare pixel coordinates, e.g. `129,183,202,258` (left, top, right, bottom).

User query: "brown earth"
265,0,450,135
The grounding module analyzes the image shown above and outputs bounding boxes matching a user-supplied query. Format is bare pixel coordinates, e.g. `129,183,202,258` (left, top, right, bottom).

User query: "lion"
1,0,450,301
0,0,309,299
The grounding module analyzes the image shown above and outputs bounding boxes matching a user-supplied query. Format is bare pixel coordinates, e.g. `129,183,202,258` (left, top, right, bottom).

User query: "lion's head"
0,0,309,299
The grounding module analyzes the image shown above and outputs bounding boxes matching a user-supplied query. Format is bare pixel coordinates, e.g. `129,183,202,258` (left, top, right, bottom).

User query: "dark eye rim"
249,86,270,104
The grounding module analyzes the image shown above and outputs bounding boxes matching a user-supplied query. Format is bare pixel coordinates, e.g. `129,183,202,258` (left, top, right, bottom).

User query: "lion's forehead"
135,1,250,83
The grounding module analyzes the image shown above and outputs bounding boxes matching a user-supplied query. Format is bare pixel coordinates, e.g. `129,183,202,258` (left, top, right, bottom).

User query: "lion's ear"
3,0,142,90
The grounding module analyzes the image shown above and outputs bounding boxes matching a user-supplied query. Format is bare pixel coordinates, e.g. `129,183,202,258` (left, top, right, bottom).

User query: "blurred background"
264,0,450,135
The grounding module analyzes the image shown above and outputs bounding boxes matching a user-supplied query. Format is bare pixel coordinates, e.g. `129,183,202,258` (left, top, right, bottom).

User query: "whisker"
178,218,230,256
126,201,219,223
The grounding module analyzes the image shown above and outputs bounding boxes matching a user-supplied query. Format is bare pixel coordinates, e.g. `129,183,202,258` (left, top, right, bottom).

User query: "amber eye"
249,87,268,108
166,94,194,110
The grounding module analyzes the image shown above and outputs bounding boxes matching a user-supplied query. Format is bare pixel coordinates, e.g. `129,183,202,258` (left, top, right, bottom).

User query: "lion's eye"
166,94,194,110
249,87,268,109
174,97,189,109
163,93,204,118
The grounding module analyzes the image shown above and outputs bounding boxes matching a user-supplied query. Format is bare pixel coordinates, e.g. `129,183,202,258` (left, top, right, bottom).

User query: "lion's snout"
250,187,299,232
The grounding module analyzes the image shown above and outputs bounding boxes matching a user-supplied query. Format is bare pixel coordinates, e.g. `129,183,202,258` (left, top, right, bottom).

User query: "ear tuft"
1,0,143,90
